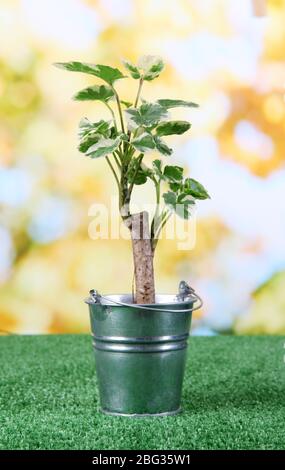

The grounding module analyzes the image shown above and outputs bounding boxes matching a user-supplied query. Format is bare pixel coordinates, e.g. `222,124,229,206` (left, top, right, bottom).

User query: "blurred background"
0,0,285,335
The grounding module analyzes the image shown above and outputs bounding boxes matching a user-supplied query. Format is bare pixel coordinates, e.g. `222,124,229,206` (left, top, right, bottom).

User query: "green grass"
0,335,284,450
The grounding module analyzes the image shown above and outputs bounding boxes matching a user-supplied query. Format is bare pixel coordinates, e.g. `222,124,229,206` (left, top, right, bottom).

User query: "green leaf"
73,84,114,102
183,178,210,200
125,102,168,130
163,165,183,182
86,138,120,159
153,162,183,184
123,56,164,81
176,195,195,219
119,133,129,142
169,182,181,192
79,133,102,153
153,136,172,156
78,118,111,153
163,191,195,219
156,120,191,136
54,62,126,85
152,159,163,177
122,59,141,79
129,172,147,185
138,55,164,81
120,100,133,108
157,99,199,109
109,126,118,139
163,191,177,208
132,132,155,153
78,118,110,137
127,157,148,185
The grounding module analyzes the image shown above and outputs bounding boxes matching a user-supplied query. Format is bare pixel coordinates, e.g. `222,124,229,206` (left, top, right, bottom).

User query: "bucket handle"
88,287,203,313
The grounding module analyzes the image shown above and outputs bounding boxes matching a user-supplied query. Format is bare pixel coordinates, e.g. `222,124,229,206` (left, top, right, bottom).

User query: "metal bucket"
85,286,202,417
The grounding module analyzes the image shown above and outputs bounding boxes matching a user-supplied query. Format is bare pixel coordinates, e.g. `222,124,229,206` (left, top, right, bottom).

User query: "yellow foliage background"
0,0,285,335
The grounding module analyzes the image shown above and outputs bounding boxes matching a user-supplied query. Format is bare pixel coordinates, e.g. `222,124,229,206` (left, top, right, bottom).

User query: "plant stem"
106,103,118,132
152,210,173,252
113,88,125,133
115,149,124,163
128,153,144,196
112,152,121,170
126,78,144,145
134,78,143,107
150,179,161,241
119,159,130,221
118,79,144,211
106,156,120,189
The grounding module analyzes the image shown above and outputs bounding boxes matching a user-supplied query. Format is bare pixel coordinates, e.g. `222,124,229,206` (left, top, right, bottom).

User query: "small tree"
55,56,210,304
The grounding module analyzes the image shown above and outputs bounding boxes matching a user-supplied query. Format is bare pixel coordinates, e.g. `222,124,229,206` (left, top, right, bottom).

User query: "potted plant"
55,56,210,416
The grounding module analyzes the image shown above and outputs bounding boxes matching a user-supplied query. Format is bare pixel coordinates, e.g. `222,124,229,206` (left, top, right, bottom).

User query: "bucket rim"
86,293,195,307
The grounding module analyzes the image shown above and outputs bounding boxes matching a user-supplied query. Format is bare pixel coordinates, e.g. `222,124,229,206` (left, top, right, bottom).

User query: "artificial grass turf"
0,335,284,450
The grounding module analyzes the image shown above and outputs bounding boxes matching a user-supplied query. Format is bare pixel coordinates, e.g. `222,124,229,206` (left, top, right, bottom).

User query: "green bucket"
85,287,202,417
